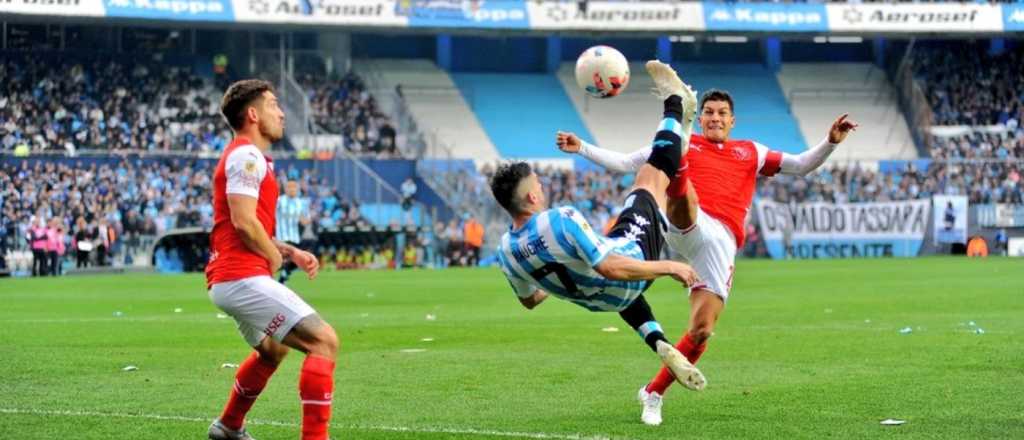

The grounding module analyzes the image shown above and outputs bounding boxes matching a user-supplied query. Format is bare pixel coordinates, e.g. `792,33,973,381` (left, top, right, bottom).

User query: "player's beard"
260,120,284,143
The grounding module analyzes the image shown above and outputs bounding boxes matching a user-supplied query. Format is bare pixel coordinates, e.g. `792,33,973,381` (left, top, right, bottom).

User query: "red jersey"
205,137,278,286
682,134,782,247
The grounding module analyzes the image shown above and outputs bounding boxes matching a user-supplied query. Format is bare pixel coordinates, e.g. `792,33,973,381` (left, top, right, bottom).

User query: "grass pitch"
1,257,1022,439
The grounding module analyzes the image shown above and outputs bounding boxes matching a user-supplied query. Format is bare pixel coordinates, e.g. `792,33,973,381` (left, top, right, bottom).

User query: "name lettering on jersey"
511,237,549,260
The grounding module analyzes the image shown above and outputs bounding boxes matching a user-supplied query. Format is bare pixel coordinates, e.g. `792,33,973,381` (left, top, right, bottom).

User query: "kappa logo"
711,6,822,26
1010,9,1024,23
710,9,731,21
622,223,646,243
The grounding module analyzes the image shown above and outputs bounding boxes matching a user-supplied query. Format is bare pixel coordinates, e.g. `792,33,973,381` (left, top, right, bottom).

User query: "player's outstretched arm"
594,254,699,286
518,290,549,310
779,114,859,176
228,194,283,272
556,131,650,173
275,240,319,280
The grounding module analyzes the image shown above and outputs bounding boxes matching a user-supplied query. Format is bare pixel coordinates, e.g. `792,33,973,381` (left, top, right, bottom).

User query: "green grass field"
1,257,1022,439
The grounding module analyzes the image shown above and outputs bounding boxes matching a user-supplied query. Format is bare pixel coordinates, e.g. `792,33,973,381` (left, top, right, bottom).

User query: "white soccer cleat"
656,340,707,391
208,419,256,440
637,386,664,426
645,60,698,126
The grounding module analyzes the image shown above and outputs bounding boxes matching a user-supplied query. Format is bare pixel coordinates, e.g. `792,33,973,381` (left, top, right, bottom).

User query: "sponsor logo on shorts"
263,312,286,336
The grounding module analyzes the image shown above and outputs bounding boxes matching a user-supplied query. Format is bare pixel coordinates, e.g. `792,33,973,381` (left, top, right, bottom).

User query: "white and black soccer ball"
574,45,630,99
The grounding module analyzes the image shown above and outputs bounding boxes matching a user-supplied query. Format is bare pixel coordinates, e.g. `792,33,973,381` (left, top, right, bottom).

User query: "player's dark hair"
490,162,533,214
700,88,734,114
221,79,274,131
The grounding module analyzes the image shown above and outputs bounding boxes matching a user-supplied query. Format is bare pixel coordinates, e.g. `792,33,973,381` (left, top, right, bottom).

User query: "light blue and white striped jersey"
276,195,309,243
496,206,647,312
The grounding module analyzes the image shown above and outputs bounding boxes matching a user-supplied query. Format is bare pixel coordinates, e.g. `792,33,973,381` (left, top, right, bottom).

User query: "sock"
662,95,683,122
646,96,684,180
299,355,336,440
636,320,668,352
666,162,690,199
220,352,278,431
645,333,708,395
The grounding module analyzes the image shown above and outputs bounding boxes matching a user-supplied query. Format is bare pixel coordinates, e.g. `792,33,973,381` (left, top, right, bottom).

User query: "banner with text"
527,1,703,31
932,195,968,245
827,3,1003,32
1004,4,1024,31
704,3,826,32
755,199,930,259
400,0,529,29
0,0,105,16
104,0,234,21
232,0,406,26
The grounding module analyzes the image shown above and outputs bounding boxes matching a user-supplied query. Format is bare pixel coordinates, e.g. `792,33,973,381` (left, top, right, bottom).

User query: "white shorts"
665,208,737,302
209,275,316,347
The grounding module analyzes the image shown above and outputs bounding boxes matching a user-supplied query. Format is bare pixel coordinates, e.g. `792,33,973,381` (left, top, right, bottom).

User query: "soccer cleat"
208,419,256,440
646,60,698,126
637,386,664,426
655,340,706,391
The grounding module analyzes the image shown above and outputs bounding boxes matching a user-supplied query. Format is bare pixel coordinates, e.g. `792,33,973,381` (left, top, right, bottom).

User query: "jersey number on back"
530,263,580,296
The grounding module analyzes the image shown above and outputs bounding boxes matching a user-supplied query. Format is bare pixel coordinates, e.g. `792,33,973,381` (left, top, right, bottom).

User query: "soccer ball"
575,45,630,99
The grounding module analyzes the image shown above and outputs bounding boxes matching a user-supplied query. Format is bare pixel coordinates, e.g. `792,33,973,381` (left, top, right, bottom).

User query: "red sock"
299,355,336,440
666,161,690,199
220,351,278,431
645,334,707,395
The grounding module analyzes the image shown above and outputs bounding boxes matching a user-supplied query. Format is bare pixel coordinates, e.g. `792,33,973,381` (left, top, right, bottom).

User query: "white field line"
0,407,628,440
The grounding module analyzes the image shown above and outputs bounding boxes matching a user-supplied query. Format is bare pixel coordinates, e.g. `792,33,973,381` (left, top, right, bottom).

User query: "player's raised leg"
628,60,694,207
657,60,700,232
282,314,339,440
615,60,704,393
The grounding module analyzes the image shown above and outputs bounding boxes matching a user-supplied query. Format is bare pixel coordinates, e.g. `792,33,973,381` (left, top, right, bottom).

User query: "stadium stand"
0,52,229,154
298,71,402,158
912,43,1023,127
562,62,806,155
353,59,499,162
451,72,593,159
777,63,917,161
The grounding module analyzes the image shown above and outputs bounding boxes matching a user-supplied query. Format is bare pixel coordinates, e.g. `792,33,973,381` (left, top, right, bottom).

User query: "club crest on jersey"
732,146,752,161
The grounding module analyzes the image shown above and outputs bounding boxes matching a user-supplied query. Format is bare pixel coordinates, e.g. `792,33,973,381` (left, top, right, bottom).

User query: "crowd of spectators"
913,44,1024,127
0,158,382,275
759,161,1023,205
299,72,400,158
0,53,230,155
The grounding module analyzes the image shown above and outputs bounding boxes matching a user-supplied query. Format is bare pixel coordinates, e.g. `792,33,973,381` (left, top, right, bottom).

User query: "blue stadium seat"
451,73,594,158
359,203,424,228
676,63,806,154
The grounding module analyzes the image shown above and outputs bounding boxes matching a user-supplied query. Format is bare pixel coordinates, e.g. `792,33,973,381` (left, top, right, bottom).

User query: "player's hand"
668,262,700,287
556,131,582,154
292,250,320,280
828,114,859,144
